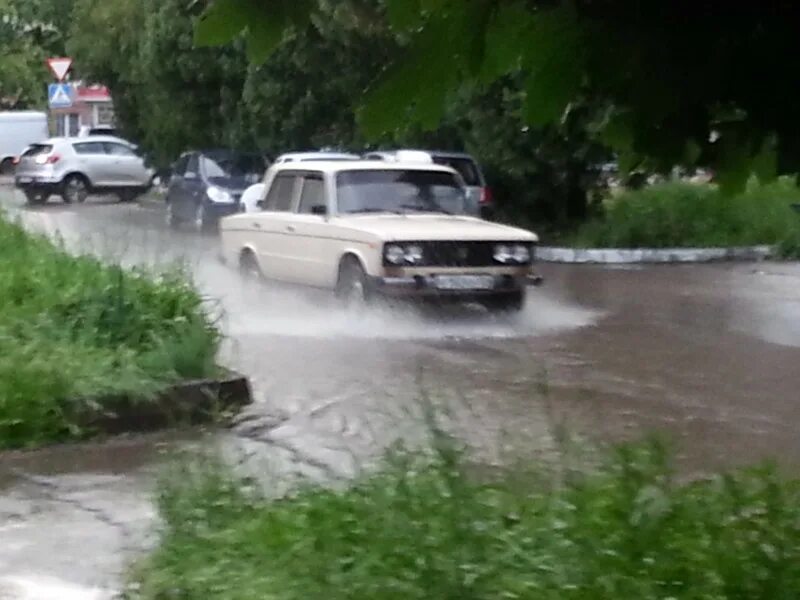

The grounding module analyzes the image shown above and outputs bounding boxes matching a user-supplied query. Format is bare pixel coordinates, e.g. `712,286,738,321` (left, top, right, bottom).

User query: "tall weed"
571,178,800,256
127,441,800,599
0,217,219,447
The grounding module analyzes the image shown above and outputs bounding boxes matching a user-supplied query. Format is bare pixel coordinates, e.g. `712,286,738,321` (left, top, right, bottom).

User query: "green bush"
127,441,800,600
0,216,219,448
571,179,800,256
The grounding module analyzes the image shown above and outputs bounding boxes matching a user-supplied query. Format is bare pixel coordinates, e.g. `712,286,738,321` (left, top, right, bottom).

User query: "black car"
166,150,265,231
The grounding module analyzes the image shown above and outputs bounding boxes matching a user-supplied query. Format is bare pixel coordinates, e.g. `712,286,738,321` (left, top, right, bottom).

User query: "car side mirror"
310,204,327,216
256,200,266,210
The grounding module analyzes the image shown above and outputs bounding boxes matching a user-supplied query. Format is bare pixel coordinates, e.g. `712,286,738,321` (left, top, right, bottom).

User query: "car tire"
117,189,138,203
239,250,262,280
61,174,89,204
0,157,14,176
483,290,525,313
24,190,47,205
336,257,371,309
166,207,181,230
194,203,214,233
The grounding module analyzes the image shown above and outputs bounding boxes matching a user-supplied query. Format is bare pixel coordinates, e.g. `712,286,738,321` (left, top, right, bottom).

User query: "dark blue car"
166,149,265,231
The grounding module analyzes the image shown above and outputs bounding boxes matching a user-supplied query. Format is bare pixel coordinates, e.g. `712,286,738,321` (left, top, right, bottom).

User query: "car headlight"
207,185,232,203
384,243,425,265
385,244,406,264
494,243,531,264
405,244,423,264
493,244,513,263
512,244,530,263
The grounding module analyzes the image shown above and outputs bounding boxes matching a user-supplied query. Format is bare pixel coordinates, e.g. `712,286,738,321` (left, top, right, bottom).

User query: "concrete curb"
74,369,253,435
536,245,774,264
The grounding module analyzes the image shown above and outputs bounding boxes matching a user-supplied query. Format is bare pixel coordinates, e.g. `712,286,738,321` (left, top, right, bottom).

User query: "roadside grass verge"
127,438,800,599
0,215,219,448
569,179,800,257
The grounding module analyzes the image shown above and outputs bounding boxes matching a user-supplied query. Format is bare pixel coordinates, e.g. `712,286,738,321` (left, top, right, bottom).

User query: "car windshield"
336,169,467,215
431,156,481,186
202,152,264,186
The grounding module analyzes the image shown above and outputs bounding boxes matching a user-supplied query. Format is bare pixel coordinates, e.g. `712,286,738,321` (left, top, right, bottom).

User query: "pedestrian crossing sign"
48,83,74,109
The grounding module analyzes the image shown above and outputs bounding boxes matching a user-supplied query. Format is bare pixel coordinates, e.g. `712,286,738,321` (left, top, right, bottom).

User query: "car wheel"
166,207,181,230
0,157,14,176
61,174,89,204
336,258,371,309
194,203,211,233
117,189,138,203
483,290,525,314
239,250,262,280
24,190,47,205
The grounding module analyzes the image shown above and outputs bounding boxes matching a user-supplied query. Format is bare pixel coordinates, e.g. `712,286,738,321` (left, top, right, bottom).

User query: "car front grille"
384,241,533,267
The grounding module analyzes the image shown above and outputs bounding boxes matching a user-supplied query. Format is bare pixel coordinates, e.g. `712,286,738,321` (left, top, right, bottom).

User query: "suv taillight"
11,156,20,165
479,186,493,205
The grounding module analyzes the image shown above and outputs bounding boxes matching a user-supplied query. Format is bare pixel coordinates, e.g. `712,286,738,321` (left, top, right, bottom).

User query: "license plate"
434,274,495,290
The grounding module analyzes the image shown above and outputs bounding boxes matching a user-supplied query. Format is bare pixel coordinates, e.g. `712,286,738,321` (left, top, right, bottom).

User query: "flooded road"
2,189,800,596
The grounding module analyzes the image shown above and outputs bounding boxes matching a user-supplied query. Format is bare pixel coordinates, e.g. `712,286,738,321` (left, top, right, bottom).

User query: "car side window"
185,155,199,176
264,174,297,211
73,142,105,155
173,155,189,176
297,174,325,214
103,143,136,157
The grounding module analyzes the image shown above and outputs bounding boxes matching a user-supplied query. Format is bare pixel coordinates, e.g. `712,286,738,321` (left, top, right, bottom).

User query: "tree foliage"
196,0,800,189
0,0,73,108
65,0,606,225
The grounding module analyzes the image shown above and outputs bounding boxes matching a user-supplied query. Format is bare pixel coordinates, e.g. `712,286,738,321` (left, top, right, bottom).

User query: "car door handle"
286,225,295,232
252,222,261,229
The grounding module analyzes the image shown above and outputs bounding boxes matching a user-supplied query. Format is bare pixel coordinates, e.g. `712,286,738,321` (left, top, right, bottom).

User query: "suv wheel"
117,189,138,203
24,190,47,205
61,174,89,204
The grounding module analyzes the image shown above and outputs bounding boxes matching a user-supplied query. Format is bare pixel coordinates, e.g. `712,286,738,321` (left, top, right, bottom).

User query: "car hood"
332,214,538,242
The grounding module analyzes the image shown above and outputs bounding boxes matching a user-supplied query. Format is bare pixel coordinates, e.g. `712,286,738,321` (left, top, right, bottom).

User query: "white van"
0,111,49,175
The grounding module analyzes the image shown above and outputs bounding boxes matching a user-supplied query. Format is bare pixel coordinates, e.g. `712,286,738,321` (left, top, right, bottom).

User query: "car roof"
367,149,477,160
276,152,360,161
271,160,459,174
43,135,134,145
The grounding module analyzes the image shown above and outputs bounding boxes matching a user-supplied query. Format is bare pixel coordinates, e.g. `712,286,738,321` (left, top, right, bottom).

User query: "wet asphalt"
1,188,799,597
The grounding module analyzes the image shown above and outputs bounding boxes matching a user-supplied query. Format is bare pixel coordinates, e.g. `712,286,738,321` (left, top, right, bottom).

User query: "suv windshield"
337,169,467,215
201,152,264,186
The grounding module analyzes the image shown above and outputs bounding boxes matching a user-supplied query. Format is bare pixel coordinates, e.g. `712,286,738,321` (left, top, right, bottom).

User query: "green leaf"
480,2,531,83
245,16,285,63
520,8,584,127
194,0,252,47
385,0,421,31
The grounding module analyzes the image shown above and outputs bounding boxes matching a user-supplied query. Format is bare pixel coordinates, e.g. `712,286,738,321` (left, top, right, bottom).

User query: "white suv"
14,136,153,204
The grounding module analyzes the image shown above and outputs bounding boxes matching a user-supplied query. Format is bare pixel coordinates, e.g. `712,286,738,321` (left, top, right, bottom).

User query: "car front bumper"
368,271,543,299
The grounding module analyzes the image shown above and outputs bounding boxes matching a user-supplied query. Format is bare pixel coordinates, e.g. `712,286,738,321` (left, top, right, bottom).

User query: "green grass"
0,216,219,448
570,178,800,257
127,439,800,600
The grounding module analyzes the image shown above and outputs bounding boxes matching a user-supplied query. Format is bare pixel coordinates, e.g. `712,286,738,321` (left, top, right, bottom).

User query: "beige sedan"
219,161,539,311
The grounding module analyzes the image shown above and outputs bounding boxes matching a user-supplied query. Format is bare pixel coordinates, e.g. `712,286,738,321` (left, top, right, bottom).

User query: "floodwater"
1,189,800,597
